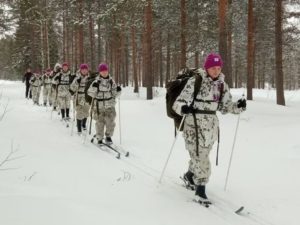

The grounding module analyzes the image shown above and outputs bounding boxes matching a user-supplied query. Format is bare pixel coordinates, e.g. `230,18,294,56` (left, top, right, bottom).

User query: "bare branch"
0,140,23,171
0,99,9,122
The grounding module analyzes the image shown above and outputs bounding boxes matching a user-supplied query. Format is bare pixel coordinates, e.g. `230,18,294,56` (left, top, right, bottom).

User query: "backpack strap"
95,79,100,115
190,73,202,108
190,73,203,157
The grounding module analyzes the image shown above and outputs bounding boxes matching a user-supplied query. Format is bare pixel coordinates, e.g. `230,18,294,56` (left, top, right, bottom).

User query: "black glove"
54,76,60,81
181,105,194,114
237,98,246,109
92,81,99,88
77,78,81,84
116,86,122,92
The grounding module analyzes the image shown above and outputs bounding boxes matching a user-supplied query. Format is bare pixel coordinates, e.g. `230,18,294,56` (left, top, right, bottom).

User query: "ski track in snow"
0,80,300,225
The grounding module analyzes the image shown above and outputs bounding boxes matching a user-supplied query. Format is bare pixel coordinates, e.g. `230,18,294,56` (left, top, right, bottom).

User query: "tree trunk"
97,0,102,64
227,0,233,87
131,26,139,93
125,36,129,87
40,21,45,72
218,0,231,85
275,0,285,105
180,0,187,68
89,10,96,70
159,33,163,87
66,1,70,64
166,32,171,84
45,20,50,68
145,0,153,99
247,0,254,100
62,0,67,62
78,0,84,64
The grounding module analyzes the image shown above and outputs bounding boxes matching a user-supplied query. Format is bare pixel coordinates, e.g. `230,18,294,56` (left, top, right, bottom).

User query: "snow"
0,80,300,225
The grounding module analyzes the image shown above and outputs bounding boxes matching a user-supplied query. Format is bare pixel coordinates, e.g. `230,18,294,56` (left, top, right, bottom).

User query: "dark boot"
77,119,82,133
105,137,113,144
195,185,208,200
82,118,87,130
183,170,195,190
61,109,65,119
66,108,70,119
97,139,103,145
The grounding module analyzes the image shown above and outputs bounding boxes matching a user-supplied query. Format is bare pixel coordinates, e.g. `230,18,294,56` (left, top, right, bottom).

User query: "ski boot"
105,137,113,145
195,185,211,207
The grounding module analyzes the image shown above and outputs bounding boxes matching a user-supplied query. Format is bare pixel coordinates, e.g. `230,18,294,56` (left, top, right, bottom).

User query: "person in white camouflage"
173,53,246,204
52,62,75,120
42,68,53,106
70,64,90,135
87,63,121,144
29,71,43,105
51,63,62,111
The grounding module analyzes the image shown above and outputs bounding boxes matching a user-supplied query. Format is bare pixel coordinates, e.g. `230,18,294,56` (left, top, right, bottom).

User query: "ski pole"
118,96,122,145
88,98,95,135
70,91,78,136
83,98,94,144
70,99,75,136
224,94,245,191
158,115,186,184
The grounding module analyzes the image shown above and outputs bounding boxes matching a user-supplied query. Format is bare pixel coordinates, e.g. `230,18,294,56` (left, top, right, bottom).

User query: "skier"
70,64,90,135
29,71,43,105
51,63,62,111
52,62,75,121
87,63,121,144
23,68,33,99
172,53,247,205
42,68,53,106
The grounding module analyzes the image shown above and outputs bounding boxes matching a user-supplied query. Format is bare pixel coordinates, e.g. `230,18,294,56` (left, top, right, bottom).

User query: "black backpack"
166,68,202,131
84,72,98,104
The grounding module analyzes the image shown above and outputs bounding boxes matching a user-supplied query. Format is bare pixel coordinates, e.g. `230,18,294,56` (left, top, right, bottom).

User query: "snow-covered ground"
0,80,299,225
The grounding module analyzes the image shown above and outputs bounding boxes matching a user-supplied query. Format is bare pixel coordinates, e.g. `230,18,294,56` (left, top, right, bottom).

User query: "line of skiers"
23,62,121,144
23,53,246,206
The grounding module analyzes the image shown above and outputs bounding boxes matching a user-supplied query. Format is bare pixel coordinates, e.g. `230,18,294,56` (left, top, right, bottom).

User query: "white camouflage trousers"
93,107,116,140
183,121,214,186
58,96,71,109
31,86,41,104
43,85,52,105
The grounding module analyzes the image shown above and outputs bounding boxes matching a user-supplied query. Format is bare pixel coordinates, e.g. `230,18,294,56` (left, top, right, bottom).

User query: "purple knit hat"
98,63,108,72
62,62,69,68
80,63,89,70
204,53,223,70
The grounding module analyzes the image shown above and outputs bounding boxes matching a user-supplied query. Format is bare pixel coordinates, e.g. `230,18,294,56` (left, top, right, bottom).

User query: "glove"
116,86,122,92
77,78,81,84
237,98,246,109
181,105,194,114
92,81,99,88
54,76,60,81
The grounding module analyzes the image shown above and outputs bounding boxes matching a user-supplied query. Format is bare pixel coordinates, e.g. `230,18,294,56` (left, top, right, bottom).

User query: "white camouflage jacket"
70,72,90,106
52,70,73,98
172,69,242,147
29,75,43,88
87,75,121,109
42,74,52,87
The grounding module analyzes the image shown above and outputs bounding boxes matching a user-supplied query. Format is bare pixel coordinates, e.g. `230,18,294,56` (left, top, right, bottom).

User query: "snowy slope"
0,80,299,225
